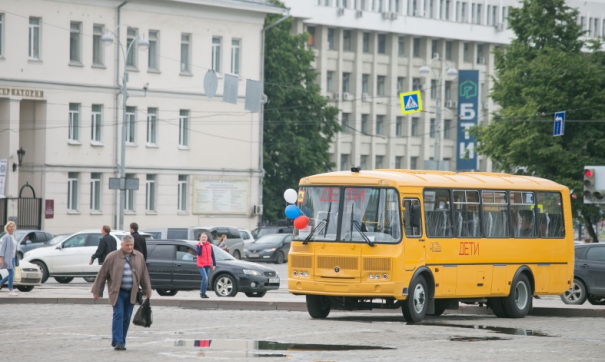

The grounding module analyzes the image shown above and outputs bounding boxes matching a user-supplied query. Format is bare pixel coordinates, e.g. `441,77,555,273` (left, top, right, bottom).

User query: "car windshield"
253,234,285,245
212,245,235,261
48,234,70,246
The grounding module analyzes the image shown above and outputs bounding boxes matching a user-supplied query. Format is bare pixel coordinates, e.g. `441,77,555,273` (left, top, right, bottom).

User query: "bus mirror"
411,205,421,228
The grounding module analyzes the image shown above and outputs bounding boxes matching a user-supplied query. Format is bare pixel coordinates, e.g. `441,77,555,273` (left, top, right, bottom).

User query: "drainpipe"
259,8,290,225
113,0,131,230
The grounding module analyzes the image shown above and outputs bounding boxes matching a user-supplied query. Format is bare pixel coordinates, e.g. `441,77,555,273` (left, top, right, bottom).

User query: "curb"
0,297,603,317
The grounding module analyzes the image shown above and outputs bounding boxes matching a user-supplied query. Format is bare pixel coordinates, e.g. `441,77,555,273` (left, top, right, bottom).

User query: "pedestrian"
0,221,20,296
92,235,152,351
89,225,117,297
217,234,229,252
196,232,216,299
130,222,147,261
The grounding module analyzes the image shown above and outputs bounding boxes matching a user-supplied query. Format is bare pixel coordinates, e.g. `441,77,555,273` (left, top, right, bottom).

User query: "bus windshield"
293,186,402,243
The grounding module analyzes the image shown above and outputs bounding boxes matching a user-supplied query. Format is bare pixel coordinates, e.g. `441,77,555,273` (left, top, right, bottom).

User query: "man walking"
130,222,147,261
89,225,117,297
92,235,151,351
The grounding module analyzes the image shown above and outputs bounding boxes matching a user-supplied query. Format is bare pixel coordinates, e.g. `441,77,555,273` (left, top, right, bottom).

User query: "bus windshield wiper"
353,220,374,247
303,219,326,245
323,202,333,238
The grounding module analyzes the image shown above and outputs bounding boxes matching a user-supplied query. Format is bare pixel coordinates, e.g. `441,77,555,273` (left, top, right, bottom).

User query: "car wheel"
54,277,74,284
214,274,238,297
17,285,34,292
275,251,285,264
306,295,331,319
83,277,96,283
232,250,241,260
587,296,605,305
156,289,179,296
560,278,587,305
245,291,267,298
31,261,49,283
402,275,428,323
502,273,532,318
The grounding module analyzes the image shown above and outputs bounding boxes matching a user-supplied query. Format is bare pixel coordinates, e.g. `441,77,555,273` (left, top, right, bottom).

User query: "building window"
476,44,484,64
411,117,419,136
360,155,368,170
396,117,403,136
413,38,420,57
361,114,368,133
445,41,452,61
126,27,138,68
411,156,418,169
492,5,498,25
125,174,135,211
70,22,82,64
67,172,79,211
181,34,191,73
445,0,451,20
376,115,384,135
471,3,476,23
430,118,436,138
363,32,370,53
340,154,350,171
398,36,405,57
412,77,422,91
429,0,434,18
327,28,335,49
231,39,241,75
375,155,384,169
377,76,385,96
377,34,386,54
461,3,467,22
148,30,159,71
179,110,189,147
126,107,136,143
0,14,4,57
395,156,403,169
341,113,350,133
431,39,438,58
463,42,469,62
93,25,104,66
146,174,156,211
327,71,334,92
476,4,482,24
91,104,102,142
178,175,187,212
29,17,41,60
69,103,80,141
147,108,157,145
397,77,404,94
430,79,437,98
307,26,316,47
445,81,452,100
444,119,451,139
362,74,369,94
90,173,101,211
342,72,351,93
343,30,352,51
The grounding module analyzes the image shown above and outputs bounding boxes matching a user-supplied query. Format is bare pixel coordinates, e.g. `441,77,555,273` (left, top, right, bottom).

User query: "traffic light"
584,167,605,204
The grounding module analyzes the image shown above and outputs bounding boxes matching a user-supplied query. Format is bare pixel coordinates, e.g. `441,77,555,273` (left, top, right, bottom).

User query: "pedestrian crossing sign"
400,91,422,115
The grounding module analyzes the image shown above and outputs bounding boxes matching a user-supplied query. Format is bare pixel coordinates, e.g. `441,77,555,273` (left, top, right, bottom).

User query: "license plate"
269,277,279,283
249,253,259,258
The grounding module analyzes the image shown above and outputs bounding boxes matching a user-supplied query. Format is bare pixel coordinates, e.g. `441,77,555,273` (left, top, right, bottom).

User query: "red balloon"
293,216,309,230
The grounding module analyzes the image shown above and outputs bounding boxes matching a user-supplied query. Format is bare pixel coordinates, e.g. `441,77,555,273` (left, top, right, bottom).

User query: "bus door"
402,197,425,271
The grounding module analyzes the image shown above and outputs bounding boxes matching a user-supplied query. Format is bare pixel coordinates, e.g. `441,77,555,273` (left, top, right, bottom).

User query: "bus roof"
299,169,568,191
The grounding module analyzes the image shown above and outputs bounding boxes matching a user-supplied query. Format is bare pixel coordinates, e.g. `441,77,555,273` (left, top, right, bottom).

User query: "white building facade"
0,0,281,234
283,0,605,173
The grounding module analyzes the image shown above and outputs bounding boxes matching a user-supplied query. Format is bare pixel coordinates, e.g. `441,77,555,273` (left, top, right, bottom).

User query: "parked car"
22,230,150,284
146,239,280,297
561,243,605,305
0,230,54,259
239,229,255,247
143,226,245,260
251,225,293,239
47,233,71,246
0,259,42,292
245,233,292,264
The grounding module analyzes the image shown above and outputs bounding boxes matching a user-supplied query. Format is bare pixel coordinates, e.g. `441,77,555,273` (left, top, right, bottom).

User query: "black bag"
133,298,152,328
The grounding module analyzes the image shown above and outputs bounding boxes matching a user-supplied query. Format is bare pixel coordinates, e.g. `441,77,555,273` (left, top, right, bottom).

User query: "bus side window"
403,199,422,238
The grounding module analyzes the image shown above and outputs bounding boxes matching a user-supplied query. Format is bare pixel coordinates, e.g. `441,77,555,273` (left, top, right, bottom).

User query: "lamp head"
419,65,431,76
137,36,150,50
446,67,459,80
17,147,25,166
101,32,114,45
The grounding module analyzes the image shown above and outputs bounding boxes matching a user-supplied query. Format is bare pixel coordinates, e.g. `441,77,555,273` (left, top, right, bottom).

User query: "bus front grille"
317,256,359,270
290,255,313,268
363,258,391,271
292,245,311,253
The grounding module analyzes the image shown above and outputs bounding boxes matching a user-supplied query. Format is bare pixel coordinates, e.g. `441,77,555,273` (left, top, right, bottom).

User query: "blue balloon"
285,205,302,219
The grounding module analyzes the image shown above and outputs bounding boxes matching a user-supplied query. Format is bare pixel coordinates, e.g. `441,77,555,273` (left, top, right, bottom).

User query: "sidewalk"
1,283,604,318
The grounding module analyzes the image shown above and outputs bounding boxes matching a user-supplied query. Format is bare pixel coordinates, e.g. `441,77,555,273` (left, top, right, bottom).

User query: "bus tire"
488,297,509,318
402,276,428,323
306,295,331,319
502,273,532,318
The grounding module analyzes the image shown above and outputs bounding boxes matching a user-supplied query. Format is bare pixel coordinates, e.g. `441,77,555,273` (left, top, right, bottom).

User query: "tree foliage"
473,0,605,240
262,4,340,222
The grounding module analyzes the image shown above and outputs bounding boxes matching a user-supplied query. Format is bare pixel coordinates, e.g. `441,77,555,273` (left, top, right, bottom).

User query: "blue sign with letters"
456,70,479,171
553,111,565,137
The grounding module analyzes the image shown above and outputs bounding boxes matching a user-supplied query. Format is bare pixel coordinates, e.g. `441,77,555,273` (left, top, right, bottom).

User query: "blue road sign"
553,111,565,137
400,91,422,115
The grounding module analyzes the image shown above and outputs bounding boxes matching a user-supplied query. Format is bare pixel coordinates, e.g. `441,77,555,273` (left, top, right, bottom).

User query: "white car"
239,229,255,247
1,260,42,292
22,230,144,284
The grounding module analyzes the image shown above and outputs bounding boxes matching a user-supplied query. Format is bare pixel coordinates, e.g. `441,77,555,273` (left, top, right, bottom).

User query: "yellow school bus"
288,168,573,322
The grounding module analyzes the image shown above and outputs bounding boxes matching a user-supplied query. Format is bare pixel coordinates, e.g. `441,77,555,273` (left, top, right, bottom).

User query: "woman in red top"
196,232,216,298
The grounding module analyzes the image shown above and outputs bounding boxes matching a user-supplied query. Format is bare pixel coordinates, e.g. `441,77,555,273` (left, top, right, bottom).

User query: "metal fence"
0,198,42,230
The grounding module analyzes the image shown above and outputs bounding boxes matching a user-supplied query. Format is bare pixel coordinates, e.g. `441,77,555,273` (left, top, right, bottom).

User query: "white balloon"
283,189,298,204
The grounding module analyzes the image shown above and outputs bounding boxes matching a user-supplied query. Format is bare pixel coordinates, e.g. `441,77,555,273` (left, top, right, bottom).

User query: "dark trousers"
112,289,135,347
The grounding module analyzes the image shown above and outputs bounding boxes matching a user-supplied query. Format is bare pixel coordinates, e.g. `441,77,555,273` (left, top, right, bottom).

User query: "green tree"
262,4,340,222
473,0,605,241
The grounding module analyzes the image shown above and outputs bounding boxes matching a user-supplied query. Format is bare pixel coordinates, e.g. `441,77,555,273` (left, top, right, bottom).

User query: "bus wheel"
306,295,331,319
402,276,428,323
488,297,509,318
502,273,532,318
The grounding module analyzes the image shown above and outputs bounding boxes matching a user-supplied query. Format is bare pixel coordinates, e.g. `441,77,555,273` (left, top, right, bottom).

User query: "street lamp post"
102,29,149,231
420,61,458,171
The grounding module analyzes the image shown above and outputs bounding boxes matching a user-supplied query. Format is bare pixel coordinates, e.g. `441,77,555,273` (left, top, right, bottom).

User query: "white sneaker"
8,291,18,296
